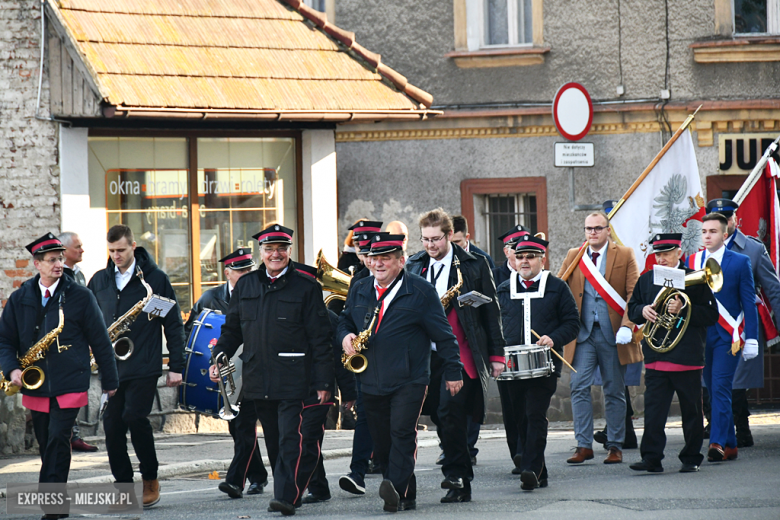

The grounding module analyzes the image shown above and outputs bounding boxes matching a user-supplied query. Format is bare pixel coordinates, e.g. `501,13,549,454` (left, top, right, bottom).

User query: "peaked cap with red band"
26,232,66,256
293,261,318,280
368,232,405,256
349,220,383,238
219,247,256,270
253,224,294,245
649,233,682,253
498,225,531,246
356,232,378,255
514,234,548,254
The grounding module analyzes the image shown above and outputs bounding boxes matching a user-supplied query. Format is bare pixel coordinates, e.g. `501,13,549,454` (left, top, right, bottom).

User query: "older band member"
0,234,118,498
707,198,780,447
558,211,641,465
492,226,530,287
210,224,333,516
496,235,579,490
627,234,718,473
338,233,463,513
688,213,758,462
88,225,186,507
406,208,505,503
385,221,410,259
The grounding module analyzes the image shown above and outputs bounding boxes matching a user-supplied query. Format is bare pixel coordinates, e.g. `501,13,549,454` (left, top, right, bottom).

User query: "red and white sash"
579,252,627,317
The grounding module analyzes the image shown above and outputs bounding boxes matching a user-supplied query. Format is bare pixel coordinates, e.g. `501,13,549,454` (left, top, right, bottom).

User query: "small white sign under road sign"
555,142,594,167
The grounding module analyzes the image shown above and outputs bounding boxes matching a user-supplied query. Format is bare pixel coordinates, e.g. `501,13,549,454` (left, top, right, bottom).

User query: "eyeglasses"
41,256,65,265
516,253,540,260
262,246,289,254
420,235,445,244
584,226,608,234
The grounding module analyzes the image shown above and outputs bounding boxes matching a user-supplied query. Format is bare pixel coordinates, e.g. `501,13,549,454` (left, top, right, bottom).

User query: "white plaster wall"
301,130,338,265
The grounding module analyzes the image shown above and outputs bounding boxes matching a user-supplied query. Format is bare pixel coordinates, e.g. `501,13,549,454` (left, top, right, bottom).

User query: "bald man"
385,221,409,259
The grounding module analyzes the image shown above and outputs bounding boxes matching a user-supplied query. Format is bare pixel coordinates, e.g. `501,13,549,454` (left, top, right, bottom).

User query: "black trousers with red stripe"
225,398,273,489
297,399,333,497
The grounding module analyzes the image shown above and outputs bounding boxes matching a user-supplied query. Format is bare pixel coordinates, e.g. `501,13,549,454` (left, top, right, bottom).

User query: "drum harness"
509,270,551,345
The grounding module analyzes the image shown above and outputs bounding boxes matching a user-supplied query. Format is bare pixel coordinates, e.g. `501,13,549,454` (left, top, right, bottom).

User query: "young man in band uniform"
88,225,186,507
627,233,718,473
406,209,505,503
338,233,463,513
496,234,579,490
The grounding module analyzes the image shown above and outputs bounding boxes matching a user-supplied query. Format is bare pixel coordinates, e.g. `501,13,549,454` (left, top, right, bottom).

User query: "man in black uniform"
0,234,118,506
496,234,580,490
210,224,333,516
338,233,463,513
627,233,718,473
88,225,186,508
406,208,505,503
492,225,530,287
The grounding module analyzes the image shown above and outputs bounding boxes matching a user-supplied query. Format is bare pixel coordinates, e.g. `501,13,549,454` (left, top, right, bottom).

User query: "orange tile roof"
48,0,436,120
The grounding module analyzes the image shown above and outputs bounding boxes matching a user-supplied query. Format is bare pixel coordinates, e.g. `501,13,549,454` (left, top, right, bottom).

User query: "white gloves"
742,339,759,361
615,326,633,345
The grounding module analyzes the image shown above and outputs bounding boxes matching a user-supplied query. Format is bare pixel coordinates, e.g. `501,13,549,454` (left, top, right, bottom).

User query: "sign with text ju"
554,142,594,167
718,133,780,174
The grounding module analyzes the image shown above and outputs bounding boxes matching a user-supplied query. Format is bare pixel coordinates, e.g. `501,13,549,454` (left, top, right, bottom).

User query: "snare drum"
179,309,243,417
497,344,553,380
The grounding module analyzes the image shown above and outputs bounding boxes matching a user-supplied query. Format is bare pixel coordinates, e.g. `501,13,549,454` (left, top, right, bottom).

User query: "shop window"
734,0,780,34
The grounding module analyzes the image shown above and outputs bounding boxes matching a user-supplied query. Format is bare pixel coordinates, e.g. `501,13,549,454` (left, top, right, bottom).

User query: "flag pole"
733,134,780,205
559,105,702,282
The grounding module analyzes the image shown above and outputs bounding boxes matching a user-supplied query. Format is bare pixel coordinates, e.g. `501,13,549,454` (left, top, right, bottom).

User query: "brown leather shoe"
71,438,98,452
707,443,725,462
724,446,738,461
604,447,623,464
566,447,594,464
143,479,160,508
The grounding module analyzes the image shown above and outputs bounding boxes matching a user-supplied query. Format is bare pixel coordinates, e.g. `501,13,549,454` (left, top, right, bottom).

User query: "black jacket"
184,283,230,338
338,251,361,274
496,273,580,376
327,310,357,402
213,263,334,401
88,247,186,382
337,272,462,396
492,261,513,287
628,263,718,367
406,243,505,422
468,243,495,269
0,274,118,397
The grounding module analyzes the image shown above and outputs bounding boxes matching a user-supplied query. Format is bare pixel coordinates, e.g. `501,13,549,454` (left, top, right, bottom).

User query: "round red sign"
552,83,593,142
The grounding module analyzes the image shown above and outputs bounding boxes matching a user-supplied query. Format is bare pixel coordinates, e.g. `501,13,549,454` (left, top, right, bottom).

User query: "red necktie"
375,286,389,332
44,289,51,298
591,252,600,264
269,277,277,284
523,280,533,289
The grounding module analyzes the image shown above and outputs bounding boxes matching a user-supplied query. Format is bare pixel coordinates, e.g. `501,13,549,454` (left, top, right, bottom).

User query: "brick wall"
0,0,60,454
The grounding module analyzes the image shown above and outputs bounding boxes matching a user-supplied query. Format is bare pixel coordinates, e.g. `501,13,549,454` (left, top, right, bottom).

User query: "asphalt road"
3,420,779,519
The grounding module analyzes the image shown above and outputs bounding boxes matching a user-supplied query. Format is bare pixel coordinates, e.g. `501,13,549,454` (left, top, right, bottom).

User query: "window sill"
445,47,550,68
690,36,780,63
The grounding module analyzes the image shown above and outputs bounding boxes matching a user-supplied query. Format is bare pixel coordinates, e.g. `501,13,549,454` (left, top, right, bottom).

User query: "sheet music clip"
457,290,492,308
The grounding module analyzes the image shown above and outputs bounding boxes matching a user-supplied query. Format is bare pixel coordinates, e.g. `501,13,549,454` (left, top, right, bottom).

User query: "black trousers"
31,398,80,483
498,379,528,460
641,369,704,466
225,399,271,488
499,374,556,479
363,384,427,500
438,372,480,485
104,376,159,482
348,379,374,478
298,400,332,496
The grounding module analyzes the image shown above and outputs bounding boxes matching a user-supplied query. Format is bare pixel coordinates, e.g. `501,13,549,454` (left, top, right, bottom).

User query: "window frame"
480,0,533,49
732,0,780,36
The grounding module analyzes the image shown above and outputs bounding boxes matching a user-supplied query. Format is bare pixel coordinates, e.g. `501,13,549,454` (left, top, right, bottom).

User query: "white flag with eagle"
610,128,706,273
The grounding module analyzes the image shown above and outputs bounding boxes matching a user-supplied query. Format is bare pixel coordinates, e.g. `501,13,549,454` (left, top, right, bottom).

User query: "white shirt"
39,278,60,303
267,265,289,282
228,282,235,298
427,246,454,299
115,259,137,291
588,244,607,271
705,244,727,265
518,270,543,285
374,274,403,309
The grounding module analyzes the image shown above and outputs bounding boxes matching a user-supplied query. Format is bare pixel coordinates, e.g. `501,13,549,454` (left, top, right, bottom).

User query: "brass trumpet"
316,249,352,305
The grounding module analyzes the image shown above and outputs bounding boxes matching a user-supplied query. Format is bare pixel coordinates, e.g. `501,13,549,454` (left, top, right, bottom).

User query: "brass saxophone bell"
342,353,368,373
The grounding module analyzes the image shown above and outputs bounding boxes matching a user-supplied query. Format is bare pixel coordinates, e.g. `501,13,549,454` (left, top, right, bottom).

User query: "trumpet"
212,352,239,420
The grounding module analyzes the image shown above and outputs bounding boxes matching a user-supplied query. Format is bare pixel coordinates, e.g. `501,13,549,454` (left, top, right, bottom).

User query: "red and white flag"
610,128,706,273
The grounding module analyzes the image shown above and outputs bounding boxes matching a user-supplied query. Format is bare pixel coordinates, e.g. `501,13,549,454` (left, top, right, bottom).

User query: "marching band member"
558,211,641,465
492,225,529,287
88,225,185,508
689,213,758,463
451,215,495,268
385,221,410,260
210,225,333,516
338,232,463,513
707,198,780,448
0,234,118,505
496,234,579,490
406,209,505,504
627,234,717,473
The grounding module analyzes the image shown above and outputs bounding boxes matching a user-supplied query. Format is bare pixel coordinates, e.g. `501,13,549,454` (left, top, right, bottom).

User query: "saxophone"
0,304,66,396
439,257,464,310
107,266,153,361
342,306,379,374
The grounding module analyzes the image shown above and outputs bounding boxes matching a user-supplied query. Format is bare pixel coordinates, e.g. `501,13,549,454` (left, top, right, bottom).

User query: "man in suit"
688,213,759,463
558,211,641,465
707,198,780,448
451,215,495,269
492,225,530,287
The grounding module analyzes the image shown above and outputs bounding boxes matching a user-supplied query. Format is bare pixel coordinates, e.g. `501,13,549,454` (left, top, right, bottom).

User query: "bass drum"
179,309,243,418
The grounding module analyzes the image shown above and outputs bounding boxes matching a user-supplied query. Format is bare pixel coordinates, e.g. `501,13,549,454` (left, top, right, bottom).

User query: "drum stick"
530,329,577,373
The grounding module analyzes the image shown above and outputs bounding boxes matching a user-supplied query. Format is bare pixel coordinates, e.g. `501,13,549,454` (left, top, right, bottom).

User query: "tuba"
643,257,723,353
107,266,154,361
316,249,352,305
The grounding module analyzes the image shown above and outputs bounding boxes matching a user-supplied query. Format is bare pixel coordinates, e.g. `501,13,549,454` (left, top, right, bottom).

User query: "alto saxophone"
439,257,463,310
342,306,379,374
0,303,66,396
107,266,154,361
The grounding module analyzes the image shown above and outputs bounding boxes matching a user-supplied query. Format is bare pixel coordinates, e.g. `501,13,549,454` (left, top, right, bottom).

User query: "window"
734,0,780,34
303,0,326,12
482,194,537,259
484,0,533,46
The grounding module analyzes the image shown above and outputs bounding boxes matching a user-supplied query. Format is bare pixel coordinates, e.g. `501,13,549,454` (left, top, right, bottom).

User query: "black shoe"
379,480,400,513
301,492,331,504
269,499,296,516
623,435,638,449
538,478,548,488
218,481,243,499
441,488,471,503
247,481,265,495
440,477,464,490
593,430,608,446
339,473,366,495
679,463,700,473
629,460,663,473
398,498,417,511
512,453,523,468
703,423,711,439
367,460,384,475
435,451,445,465
511,466,523,475
737,432,754,448
470,455,477,466
41,515,69,519
520,470,539,491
